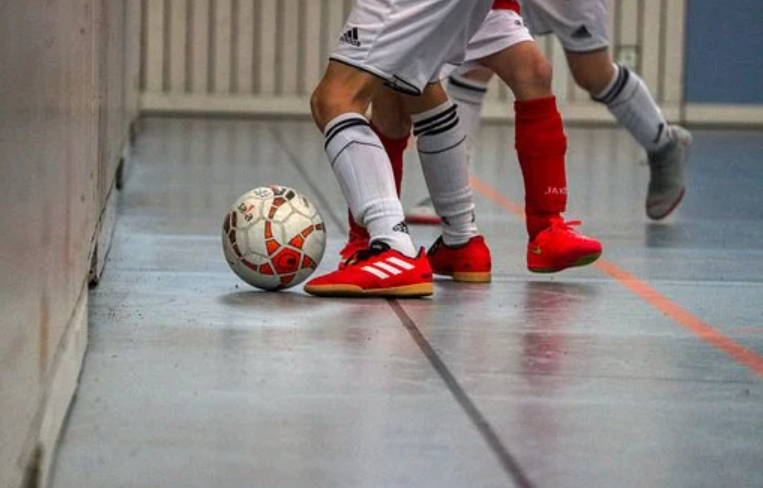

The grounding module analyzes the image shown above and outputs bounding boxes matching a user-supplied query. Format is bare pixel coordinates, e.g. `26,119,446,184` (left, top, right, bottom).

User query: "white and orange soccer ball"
222,185,326,291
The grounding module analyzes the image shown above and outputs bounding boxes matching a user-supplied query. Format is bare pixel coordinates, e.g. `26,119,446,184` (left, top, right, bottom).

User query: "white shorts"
330,0,493,96
521,0,610,52
458,9,535,73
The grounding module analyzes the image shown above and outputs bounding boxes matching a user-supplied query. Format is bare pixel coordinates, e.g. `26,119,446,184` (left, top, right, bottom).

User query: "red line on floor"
470,176,763,378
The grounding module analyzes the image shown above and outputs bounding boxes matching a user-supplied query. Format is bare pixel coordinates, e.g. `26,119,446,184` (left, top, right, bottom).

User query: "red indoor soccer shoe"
304,241,433,297
338,237,368,270
427,235,492,283
527,219,602,273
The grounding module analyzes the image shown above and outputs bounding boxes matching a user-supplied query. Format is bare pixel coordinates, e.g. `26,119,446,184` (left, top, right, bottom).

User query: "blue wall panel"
685,0,763,104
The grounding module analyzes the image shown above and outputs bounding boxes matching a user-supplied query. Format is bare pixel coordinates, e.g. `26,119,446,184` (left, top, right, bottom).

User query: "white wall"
139,0,687,123
0,2,139,487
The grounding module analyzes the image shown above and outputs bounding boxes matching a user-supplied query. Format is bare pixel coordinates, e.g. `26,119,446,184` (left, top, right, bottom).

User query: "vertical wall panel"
641,0,662,96
258,0,277,95
191,0,210,93
139,0,686,121
145,0,166,91
280,0,300,95
303,0,323,93
662,0,686,105
550,36,571,102
169,0,187,92
236,0,255,94
324,0,345,64
214,0,233,93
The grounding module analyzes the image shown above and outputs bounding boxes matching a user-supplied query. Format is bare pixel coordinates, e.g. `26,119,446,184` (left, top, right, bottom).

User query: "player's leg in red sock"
514,96,568,239
482,40,566,237
481,39,601,272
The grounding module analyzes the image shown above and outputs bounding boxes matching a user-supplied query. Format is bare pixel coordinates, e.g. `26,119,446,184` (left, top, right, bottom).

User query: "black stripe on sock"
652,122,666,144
324,118,369,149
325,116,367,141
418,135,467,155
413,110,458,137
595,65,630,105
418,117,460,138
413,104,457,130
448,76,488,93
592,67,623,103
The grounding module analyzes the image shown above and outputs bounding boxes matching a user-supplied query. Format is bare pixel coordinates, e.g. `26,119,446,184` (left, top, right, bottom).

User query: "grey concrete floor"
51,118,763,488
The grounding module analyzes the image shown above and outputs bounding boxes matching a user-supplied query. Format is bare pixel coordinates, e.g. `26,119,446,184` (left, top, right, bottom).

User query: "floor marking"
387,299,535,488
278,136,536,481
470,176,763,379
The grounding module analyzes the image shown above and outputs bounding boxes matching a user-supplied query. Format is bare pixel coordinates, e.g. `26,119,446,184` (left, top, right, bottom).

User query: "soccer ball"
222,185,326,290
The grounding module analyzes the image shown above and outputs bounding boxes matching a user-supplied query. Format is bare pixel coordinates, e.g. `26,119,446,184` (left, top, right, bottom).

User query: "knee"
507,56,553,96
310,83,336,131
311,78,375,131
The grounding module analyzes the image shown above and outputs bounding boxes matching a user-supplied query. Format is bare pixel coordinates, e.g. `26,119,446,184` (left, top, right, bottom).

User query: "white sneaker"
646,125,693,220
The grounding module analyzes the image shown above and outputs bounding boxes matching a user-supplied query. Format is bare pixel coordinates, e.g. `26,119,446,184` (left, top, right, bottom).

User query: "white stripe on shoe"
387,257,415,270
360,257,416,279
361,266,389,279
374,262,403,275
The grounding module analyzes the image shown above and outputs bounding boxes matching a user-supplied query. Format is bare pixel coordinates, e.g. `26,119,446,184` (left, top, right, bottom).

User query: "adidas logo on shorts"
571,24,592,39
339,27,361,47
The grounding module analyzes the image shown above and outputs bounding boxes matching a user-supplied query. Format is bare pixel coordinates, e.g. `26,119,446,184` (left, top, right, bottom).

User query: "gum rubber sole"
436,271,492,283
304,282,433,297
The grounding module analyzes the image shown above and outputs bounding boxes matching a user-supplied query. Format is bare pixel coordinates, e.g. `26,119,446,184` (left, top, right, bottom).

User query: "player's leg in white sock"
566,48,674,156
411,99,478,247
446,72,489,153
592,63,673,155
323,113,417,257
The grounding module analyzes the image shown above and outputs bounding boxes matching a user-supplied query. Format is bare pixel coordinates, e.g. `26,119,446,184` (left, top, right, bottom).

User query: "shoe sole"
304,282,433,297
528,251,602,274
647,187,685,221
435,271,492,283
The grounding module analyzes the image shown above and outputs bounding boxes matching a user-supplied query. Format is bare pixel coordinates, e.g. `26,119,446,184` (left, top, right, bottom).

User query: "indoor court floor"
51,117,763,488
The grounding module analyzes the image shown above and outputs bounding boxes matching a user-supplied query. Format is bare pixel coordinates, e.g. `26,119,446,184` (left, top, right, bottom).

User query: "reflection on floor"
51,118,763,488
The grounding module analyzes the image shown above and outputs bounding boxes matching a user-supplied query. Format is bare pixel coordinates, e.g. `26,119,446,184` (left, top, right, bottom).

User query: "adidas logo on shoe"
339,27,361,47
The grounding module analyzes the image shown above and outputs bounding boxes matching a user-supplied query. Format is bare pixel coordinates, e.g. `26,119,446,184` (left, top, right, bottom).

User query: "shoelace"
345,241,390,267
548,219,582,234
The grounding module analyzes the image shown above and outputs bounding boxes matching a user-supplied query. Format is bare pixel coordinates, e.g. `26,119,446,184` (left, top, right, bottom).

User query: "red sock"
347,124,409,241
514,96,568,240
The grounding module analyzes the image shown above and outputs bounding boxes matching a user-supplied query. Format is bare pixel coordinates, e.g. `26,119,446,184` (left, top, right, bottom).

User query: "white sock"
446,73,488,156
324,114,416,257
412,100,478,247
593,64,674,154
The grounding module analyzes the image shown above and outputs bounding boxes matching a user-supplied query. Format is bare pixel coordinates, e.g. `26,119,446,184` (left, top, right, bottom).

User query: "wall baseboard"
141,93,702,127
684,104,763,127
19,284,88,488
88,179,119,287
